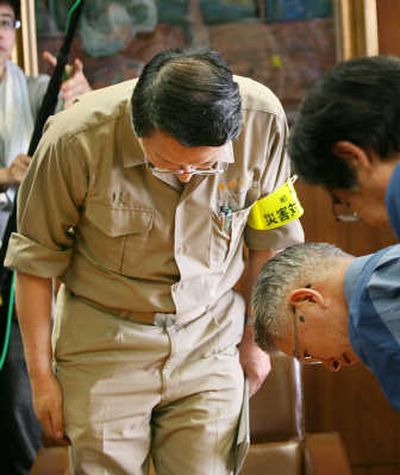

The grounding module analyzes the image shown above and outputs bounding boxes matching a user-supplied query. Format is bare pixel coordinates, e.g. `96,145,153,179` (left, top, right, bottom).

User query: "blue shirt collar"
344,254,372,310
384,161,400,240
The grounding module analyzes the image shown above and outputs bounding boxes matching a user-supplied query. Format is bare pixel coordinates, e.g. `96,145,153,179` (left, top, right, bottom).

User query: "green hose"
65,0,83,33
0,1,83,371
0,272,16,370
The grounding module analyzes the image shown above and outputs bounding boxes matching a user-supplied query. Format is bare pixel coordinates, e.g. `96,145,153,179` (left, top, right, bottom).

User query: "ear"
288,288,327,309
332,141,372,173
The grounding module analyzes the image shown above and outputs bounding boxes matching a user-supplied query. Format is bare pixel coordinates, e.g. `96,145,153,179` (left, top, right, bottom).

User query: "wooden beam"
363,0,379,56
334,0,378,61
20,0,38,76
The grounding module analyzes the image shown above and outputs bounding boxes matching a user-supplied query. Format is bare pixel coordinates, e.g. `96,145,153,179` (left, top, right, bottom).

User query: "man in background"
0,1,91,473
252,242,400,411
5,47,303,473
289,55,400,238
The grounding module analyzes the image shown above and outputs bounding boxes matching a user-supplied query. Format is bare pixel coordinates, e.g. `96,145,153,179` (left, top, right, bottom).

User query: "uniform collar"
119,100,146,168
219,140,235,164
385,161,400,240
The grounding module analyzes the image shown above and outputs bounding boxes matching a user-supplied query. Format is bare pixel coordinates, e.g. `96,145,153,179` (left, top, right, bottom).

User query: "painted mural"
35,0,335,113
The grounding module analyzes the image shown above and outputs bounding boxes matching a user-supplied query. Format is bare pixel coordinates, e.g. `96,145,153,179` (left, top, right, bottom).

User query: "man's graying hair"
252,242,352,353
132,48,242,147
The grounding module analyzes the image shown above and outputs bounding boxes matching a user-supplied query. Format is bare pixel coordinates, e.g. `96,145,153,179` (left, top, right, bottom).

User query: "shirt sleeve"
348,246,400,410
244,111,304,251
27,74,63,118
5,117,89,277
27,74,49,118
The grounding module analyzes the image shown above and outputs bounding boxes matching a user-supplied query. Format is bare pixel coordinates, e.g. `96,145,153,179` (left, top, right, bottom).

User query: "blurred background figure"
0,1,91,473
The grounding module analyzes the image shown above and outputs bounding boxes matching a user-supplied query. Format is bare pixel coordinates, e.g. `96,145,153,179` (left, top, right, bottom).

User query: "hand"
43,51,91,109
239,324,271,397
6,154,31,186
31,373,70,446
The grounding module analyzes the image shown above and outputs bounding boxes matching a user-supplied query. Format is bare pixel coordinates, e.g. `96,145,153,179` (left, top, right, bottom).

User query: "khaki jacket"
5,76,303,317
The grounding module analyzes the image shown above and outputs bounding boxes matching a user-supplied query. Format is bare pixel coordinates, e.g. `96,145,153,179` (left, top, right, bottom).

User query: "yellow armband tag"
247,176,304,230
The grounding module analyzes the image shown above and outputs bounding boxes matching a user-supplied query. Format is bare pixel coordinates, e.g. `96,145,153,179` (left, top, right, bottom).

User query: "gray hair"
252,242,353,352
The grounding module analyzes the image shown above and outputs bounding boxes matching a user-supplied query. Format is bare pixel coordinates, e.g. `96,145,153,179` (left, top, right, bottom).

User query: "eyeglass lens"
331,198,359,222
148,163,223,177
0,18,20,30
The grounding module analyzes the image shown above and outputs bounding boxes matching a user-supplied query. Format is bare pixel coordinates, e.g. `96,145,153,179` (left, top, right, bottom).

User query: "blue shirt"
385,161,400,240
344,245,400,410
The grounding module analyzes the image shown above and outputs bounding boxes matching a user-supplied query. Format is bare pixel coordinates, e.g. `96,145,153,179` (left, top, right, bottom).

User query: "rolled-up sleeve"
245,219,304,251
5,116,89,277
5,234,72,277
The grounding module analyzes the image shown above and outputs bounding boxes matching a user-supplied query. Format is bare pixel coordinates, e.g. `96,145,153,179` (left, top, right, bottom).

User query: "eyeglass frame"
330,194,360,223
145,159,225,177
291,305,322,365
0,17,21,31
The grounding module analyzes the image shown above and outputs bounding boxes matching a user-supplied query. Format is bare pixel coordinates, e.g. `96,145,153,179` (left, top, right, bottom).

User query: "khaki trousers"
53,288,246,475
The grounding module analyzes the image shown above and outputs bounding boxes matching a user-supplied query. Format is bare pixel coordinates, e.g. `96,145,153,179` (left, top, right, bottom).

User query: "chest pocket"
84,202,154,275
209,205,252,269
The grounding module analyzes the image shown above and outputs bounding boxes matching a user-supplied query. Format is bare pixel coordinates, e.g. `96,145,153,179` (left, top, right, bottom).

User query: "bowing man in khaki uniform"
5,49,304,474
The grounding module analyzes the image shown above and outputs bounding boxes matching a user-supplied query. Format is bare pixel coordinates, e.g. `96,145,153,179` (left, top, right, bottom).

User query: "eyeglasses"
331,196,360,223
291,306,322,365
146,161,224,177
0,17,21,31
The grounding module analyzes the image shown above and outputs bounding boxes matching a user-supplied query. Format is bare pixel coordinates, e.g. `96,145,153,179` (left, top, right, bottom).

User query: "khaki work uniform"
6,76,304,475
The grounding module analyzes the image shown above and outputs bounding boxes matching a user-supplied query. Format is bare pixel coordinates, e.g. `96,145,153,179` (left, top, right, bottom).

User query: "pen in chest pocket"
219,205,233,232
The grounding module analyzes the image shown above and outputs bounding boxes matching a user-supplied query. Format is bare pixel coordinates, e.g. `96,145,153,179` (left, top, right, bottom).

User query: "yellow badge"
247,175,304,230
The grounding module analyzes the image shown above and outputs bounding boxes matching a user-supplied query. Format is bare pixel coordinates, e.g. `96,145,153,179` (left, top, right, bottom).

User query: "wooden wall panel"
296,182,396,255
377,0,400,56
303,364,400,466
353,467,400,475
335,0,378,60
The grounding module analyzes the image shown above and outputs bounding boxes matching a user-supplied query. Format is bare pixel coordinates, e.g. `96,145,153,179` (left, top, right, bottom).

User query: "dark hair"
131,48,242,146
288,55,400,189
1,0,20,19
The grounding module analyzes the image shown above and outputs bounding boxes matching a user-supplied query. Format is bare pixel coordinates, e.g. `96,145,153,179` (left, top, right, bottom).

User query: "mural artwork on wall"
36,0,336,113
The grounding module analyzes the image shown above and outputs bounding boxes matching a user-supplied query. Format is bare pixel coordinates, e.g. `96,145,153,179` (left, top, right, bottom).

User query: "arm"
238,248,275,397
60,57,91,109
15,272,69,444
0,154,31,190
5,118,88,443
42,52,91,109
0,56,90,191
237,86,304,396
